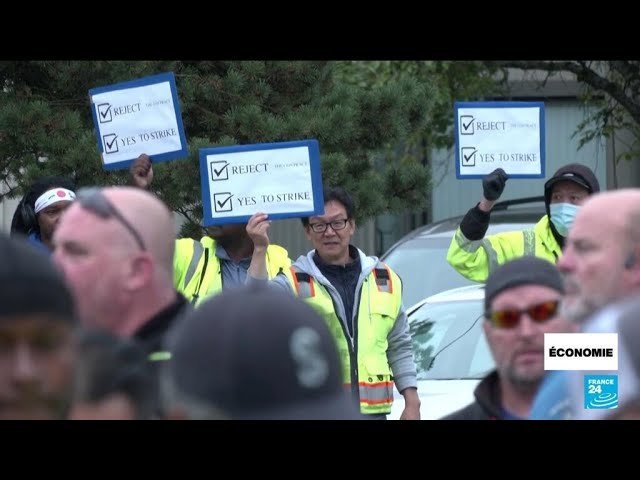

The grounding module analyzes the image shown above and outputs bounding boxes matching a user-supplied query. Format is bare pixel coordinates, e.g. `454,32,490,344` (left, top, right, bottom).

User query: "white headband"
34,188,76,214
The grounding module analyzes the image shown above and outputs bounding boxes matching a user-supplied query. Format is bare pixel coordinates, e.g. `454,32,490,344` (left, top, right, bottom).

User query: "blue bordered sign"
454,101,545,179
89,72,188,171
199,139,324,226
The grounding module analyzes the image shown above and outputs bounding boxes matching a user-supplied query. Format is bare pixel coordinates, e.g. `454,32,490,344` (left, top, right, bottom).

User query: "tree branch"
488,61,640,126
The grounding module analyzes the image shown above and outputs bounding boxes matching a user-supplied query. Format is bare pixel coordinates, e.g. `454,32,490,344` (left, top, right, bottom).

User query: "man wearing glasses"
246,186,420,420
442,256,575,420
52,186,188,367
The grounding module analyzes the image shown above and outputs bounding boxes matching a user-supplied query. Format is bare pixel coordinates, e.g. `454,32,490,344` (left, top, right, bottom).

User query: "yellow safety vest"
283,263,402,415
174,237,291,307
447,215,561,283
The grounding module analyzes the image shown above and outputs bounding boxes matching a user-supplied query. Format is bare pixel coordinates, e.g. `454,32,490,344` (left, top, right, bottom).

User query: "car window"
382,221,540,307
409,298,494,380
383,237,477,308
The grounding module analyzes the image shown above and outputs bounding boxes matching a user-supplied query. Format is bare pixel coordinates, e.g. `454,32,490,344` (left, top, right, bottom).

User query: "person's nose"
557,249,574,274
516,314,537,338
322,224,337,236
51,248,64,270
12,344,39,386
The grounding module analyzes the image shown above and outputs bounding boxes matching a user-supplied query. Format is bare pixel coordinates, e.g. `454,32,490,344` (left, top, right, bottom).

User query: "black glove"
482,168,508,201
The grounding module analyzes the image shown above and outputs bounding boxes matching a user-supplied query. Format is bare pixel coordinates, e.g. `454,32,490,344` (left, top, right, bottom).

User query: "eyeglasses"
76,187,147,251
486,300,560,329
308,219,349,233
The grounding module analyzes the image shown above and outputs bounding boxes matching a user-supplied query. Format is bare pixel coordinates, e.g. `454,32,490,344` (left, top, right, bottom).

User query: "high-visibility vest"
174,237,291,307
447,215,561,283
283,263,402,415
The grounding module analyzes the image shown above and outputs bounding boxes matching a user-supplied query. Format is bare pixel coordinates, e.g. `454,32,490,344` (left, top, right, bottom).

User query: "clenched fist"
130,153,153,190
482,168,508,201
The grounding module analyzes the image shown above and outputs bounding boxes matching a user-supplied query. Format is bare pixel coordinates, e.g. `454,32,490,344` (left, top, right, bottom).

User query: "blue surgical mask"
550,203,580,237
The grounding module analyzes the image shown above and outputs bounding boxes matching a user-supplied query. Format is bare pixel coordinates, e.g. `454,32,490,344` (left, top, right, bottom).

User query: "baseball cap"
0,233,76,320
164,284,363,420
544,163,600,210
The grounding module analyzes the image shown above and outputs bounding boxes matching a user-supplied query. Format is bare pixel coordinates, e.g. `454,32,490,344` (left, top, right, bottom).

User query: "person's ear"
624,252,636,269
624,246,640,287
124,254,154,291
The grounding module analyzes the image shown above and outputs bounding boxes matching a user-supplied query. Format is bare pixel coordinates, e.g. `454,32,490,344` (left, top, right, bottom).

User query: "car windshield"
384,237,477,308
409,298,494,380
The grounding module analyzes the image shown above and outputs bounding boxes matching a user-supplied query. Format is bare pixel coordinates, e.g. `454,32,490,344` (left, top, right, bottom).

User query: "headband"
34,188,76,214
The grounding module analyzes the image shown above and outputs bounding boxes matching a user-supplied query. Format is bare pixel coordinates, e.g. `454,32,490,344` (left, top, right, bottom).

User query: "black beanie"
0,233,76,320
484,256,564,311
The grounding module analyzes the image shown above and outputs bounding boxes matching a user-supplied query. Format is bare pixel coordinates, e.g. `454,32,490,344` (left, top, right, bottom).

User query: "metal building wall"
0,194,20,234
431,99,608,221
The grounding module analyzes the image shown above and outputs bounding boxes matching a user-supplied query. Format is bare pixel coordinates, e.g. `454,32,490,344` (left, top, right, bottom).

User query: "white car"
381,197,544,308
389,285,494,420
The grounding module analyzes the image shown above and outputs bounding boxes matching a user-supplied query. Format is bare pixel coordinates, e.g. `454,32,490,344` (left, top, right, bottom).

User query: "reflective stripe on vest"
148,351,172,362
372,265,393,293
290,263,400,415
183,241,205,289
523,230,536,256
359,380,394,406
290,267,315,298
178,240,290,307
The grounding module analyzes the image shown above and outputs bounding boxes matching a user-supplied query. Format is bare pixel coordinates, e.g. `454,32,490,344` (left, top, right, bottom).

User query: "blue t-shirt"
27,232,51,255
501,409,525,420
528,370,574,420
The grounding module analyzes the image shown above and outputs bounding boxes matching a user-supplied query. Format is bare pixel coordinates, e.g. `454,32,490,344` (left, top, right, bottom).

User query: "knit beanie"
484,256,564,311
0,233,76,320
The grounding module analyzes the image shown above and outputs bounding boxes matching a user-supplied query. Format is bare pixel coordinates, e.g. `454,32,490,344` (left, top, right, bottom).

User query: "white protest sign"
89,72,188,170
199,139,324,226
455,101,545,179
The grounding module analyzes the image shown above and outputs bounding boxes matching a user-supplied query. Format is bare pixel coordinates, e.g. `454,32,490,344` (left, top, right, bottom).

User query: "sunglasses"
76,187,147,251
486,300,560,329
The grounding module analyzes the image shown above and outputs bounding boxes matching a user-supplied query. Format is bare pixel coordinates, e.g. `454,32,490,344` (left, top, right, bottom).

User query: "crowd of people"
2,154,638,420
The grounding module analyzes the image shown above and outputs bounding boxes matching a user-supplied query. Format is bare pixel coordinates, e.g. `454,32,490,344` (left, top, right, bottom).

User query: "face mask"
549,203,580,237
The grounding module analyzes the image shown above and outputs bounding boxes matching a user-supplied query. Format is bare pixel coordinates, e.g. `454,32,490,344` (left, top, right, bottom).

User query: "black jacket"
441,370,504,420
132,292,191,417
133,292,190,356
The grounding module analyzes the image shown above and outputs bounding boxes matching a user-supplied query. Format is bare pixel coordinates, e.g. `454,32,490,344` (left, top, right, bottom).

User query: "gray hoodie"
248,246,418,393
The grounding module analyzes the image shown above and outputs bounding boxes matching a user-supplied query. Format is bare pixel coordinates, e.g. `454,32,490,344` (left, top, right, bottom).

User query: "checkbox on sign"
210,161,229,181
97,103,112,123
102,133,119,154
460,115,474,135
214,193,233,212
461,147,476,166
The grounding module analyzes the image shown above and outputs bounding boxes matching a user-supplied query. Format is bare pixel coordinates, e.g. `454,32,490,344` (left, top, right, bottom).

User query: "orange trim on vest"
358,380,394,387
290,267,300,294
290,267,316,297
360,397,394,405
373,265,393,294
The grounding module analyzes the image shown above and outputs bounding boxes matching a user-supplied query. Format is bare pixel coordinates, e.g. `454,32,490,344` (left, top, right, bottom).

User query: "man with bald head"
52,186,189,361
557,188,640,324
529,188,640,419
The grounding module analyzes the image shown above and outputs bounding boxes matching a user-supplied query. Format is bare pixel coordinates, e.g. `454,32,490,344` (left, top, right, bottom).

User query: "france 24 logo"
584,375,618,409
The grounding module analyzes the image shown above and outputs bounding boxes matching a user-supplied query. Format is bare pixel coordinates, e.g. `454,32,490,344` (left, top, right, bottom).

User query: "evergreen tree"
0,61,435,235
